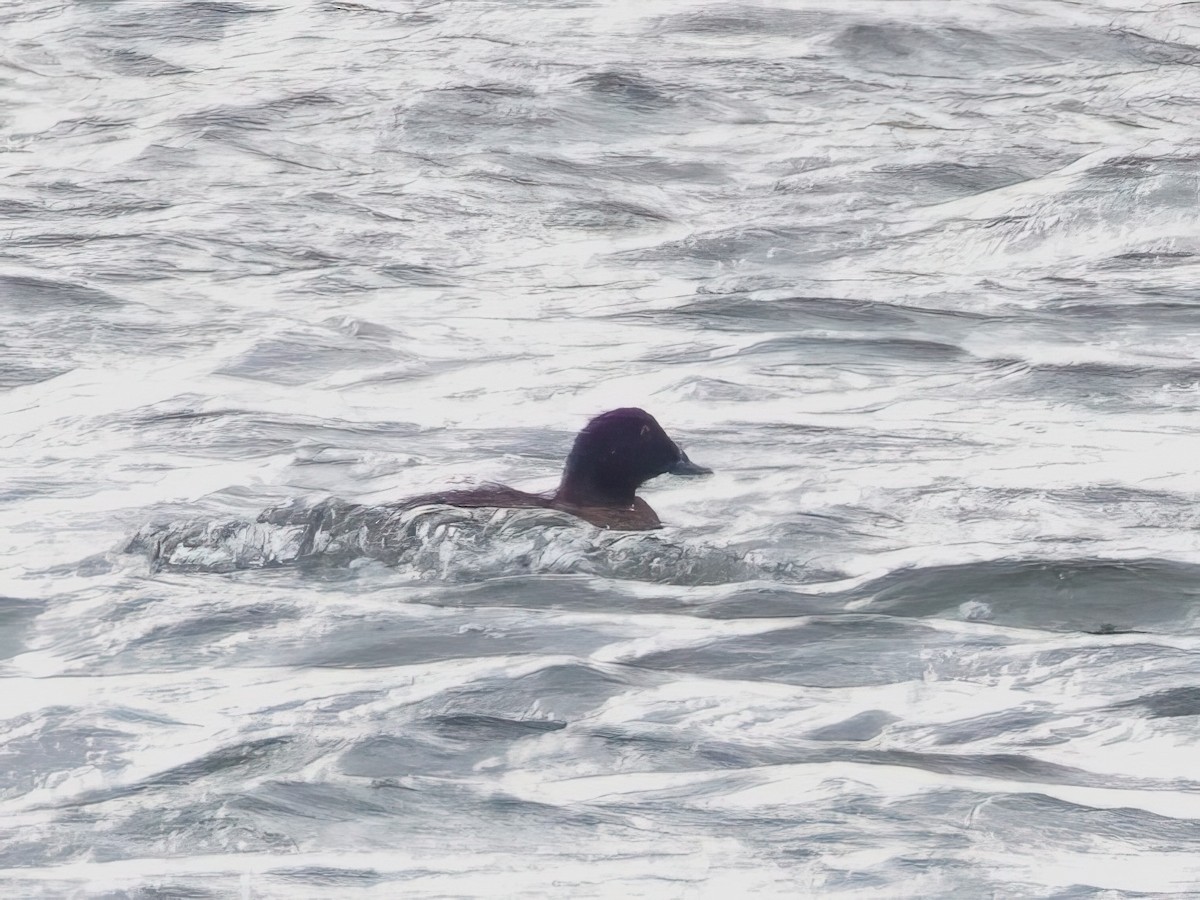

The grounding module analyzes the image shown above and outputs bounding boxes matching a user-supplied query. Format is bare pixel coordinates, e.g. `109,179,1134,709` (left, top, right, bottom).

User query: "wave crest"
124,500,758,585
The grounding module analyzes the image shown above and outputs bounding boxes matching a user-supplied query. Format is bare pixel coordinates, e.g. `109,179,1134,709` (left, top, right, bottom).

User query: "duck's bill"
668,452,712,476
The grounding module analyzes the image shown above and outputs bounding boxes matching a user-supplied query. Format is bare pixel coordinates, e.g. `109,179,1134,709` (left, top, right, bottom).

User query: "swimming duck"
401,408,711,530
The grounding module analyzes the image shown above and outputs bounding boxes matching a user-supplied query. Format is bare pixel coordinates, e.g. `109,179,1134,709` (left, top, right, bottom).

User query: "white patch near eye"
640,425,651,437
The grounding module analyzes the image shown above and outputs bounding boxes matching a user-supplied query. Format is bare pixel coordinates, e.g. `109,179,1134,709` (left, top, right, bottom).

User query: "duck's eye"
640,425,651,438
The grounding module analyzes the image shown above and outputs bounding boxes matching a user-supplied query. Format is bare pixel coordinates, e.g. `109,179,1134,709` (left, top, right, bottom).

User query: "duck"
400,408,711,530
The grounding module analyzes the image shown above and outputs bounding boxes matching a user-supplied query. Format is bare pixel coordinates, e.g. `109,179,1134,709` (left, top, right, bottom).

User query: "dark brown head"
555,408,711,508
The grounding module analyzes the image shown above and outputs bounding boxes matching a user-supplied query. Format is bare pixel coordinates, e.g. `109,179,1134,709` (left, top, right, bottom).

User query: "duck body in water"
400,408,711,530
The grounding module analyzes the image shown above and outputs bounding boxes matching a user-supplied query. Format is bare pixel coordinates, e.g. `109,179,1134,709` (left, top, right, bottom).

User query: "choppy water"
4,0,1200,896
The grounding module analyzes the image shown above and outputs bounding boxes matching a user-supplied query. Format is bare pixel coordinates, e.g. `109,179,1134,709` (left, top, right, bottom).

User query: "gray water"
3,0,1200,896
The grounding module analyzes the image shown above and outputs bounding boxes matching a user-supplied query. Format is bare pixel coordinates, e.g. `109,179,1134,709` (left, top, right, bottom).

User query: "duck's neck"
555,471,638,508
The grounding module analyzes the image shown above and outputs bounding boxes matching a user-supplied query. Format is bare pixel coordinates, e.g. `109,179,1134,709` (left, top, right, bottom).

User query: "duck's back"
397,484,553,512
396,484,661,530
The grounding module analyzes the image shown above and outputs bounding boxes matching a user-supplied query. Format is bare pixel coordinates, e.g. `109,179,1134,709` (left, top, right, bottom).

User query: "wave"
124,500,766,585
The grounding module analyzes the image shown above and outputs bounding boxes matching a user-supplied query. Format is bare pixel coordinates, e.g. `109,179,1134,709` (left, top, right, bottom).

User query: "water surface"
3,0,1200,896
